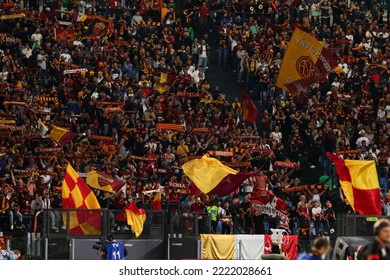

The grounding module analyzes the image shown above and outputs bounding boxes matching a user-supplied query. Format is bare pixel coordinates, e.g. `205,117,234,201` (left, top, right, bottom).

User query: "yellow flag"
182,155,252,196
160,72,167,84
276,28,335,91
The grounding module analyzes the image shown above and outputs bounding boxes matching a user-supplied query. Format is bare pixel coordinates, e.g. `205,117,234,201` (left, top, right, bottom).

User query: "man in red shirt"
199,2,209,34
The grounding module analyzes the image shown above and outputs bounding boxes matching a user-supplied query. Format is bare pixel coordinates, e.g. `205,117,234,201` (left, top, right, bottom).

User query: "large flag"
62,164,101,235
50,126,77,146
125,202,146,238
86,170,125,193
151,191,162,211
241,90,258,123
327,152,382,215
182,155,252,197
276,28,337,94
271,0,301,12
250,188,289,228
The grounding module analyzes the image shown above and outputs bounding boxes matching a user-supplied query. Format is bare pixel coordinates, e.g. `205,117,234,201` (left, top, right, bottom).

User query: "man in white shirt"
43,193,59,231
31,28,42,47
131,10,143,26
270,126,282,143
60,49,72,62
37,49,47,82
197,39,209,71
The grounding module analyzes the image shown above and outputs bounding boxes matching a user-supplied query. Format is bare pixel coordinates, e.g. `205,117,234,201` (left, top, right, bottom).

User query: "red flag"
241,90,258,123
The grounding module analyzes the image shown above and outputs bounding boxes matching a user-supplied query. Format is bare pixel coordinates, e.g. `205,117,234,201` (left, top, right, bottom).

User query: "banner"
176,92,201,98
89,135,114,142
192,128,214,134
54,28,76,41
130,155,158,161
156,123,184,132
35,147,62,153
3,101,27,106
282,185,328,193
0,13,26,20
63,68,88,75
208,150,234,157
251,189,288,222
166,182,189,188
276,28,337,93
274,161,300,169
224,162,251,167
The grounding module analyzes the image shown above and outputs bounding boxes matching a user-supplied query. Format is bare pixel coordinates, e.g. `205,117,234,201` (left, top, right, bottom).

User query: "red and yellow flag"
62,164,102,235
50,126,77,147
276,28,337,94
241,90,258,123
327,152,382,215
125,202,146,238
182,155,252,197
151,192,162,211
86,170,125,193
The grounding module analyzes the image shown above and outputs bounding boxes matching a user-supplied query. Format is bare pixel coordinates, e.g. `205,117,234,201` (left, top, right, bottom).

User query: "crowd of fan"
0,0,389,238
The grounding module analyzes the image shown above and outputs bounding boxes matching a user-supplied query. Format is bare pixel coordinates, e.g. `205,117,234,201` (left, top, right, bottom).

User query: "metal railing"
37,209,167,240
336,214,390,236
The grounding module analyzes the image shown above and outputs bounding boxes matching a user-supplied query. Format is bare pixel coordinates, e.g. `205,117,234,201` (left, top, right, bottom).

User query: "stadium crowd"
0,0,389,239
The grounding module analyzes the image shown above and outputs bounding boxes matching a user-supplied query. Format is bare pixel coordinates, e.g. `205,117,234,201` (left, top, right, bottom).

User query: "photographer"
100,234,127,260
0,250,21,260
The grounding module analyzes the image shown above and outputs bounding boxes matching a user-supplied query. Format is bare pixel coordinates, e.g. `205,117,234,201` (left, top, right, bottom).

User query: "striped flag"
50,126,77,146
125,202,146,238
62,164,102,235
182,155,252,197
327,152,382,215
